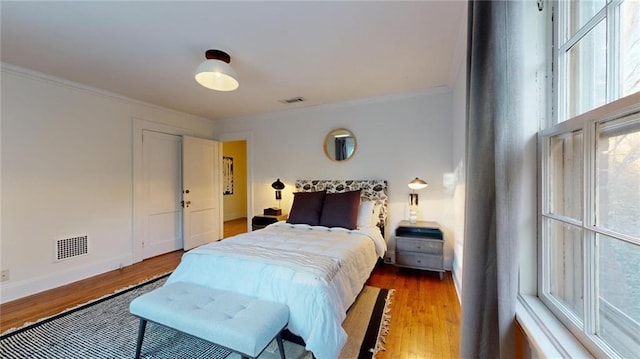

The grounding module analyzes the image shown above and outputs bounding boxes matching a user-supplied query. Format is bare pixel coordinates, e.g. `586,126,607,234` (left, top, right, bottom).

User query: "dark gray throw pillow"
287,190,327,226
319,190,362,230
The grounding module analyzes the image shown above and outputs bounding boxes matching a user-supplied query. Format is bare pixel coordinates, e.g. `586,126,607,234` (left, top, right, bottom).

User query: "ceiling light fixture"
195,49,239,91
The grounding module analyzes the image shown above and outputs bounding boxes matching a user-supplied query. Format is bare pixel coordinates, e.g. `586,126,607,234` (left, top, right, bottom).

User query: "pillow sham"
357,201,376,229
372,202,382,225
287,190,326,226
319,190,362,230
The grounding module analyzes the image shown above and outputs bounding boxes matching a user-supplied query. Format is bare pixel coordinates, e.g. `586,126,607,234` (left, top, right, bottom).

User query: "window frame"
518,1,639,357
539,93,640,358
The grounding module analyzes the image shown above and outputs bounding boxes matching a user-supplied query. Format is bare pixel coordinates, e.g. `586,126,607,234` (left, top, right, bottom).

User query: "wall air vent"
279,97,305,104
55,235,89,261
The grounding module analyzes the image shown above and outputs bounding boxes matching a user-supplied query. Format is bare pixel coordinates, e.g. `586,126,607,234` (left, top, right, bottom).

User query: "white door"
142,130,183,259
182,136,222,250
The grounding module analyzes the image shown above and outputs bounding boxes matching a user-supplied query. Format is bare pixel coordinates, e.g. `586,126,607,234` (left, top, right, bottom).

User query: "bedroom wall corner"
449,2,468,300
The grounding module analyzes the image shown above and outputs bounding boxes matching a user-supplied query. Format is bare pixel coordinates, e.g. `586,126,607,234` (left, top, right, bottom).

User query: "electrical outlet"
1,270,9,282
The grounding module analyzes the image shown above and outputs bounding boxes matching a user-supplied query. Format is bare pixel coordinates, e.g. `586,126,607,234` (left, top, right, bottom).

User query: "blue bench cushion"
130,281,289,357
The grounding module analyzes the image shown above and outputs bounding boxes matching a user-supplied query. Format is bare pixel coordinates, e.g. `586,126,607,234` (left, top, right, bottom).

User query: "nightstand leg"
439,272,443,280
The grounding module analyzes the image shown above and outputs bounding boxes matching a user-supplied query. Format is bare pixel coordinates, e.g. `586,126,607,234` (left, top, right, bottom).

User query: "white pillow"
357,201,376,229
372,202,382,224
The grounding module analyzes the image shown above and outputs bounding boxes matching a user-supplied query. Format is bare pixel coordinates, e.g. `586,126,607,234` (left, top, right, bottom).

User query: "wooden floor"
367,266,461,359
0,216,460,358
223,217,250,238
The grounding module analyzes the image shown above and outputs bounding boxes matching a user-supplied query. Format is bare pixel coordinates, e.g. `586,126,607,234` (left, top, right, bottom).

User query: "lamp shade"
271,178,285,190
195,50,239,91
408,177,428,190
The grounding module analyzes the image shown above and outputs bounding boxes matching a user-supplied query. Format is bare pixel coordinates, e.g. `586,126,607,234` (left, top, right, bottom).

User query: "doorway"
133,118,223,263
222,140,248,237
133,118,194,263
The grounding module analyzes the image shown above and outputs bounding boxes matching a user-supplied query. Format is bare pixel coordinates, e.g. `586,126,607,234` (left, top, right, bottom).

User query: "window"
541,0,640,356
541,98,640,357
555,0,640,124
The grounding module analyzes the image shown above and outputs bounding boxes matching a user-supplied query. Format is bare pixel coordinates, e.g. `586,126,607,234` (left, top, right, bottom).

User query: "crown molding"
1,62,209,122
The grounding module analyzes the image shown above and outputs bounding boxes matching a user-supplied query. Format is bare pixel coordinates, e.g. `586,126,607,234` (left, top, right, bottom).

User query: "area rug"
0,274,394,359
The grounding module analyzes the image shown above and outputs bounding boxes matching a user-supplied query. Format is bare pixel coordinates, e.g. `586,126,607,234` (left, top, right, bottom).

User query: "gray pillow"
319,190,362,230
287,191,326,226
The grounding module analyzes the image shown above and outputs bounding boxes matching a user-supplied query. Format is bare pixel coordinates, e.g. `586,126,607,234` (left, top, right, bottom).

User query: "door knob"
185,200,191,208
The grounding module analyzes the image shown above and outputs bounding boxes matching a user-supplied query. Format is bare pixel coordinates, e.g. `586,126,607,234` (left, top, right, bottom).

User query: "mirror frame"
323,128,357,162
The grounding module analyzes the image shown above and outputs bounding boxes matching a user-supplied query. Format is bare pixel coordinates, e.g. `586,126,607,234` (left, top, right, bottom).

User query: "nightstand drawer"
396,237,442,254
396,252,442,270
395,226,443,239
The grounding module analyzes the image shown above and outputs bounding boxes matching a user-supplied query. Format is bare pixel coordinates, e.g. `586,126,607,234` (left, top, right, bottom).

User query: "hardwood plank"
223,217,248,238
366,266,461,359
1,249,461,359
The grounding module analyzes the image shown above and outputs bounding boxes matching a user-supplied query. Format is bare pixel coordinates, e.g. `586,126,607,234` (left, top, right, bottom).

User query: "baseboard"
452,268,462,304
0,254,131,304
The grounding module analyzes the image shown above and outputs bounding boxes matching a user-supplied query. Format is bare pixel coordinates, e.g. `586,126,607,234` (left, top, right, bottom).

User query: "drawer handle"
417,245,422,249
417,260,421,263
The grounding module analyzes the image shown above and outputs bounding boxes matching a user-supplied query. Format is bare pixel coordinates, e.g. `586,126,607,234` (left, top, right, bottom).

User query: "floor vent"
55,235,89,261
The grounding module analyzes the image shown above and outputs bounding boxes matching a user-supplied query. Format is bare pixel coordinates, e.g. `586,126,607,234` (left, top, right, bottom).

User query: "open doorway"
222,140,248,238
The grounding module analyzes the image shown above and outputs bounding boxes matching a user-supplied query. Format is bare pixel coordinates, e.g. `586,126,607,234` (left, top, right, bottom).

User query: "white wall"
449,2,468,299
213,89,456,268
0,65,215,302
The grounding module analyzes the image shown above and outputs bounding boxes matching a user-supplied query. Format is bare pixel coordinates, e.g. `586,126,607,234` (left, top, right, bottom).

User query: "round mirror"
324,128,357,161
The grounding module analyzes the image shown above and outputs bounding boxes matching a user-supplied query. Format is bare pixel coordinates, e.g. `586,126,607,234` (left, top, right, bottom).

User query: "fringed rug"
0,274,393,359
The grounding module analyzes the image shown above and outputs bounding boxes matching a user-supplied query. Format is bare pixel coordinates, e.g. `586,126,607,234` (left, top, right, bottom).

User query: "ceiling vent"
279,97,305,104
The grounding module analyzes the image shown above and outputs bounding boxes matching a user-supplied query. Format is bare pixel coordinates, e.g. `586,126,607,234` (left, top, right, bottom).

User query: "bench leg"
134,318,148,359
276,332,286,359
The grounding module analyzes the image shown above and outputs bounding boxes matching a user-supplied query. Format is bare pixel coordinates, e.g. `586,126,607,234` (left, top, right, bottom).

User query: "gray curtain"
461,1,526,358
335,138,347,161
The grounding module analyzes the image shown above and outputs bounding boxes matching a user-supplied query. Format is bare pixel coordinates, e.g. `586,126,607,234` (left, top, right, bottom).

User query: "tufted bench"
129,281,289,359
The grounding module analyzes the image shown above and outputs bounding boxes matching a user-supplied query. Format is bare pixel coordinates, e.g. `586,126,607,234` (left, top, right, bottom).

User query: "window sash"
554,0,631,124
539,94,640,357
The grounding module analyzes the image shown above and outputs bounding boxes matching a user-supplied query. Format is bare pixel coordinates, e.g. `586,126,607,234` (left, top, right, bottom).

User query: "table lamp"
264,178,285,216
408,177,428,223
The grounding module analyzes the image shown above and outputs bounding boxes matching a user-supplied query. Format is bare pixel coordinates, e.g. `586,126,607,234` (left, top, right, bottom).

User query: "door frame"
132,118,194,263
217,131,254,233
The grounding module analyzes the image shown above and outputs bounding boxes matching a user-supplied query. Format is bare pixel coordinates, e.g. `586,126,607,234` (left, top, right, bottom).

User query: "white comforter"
166,222,386,359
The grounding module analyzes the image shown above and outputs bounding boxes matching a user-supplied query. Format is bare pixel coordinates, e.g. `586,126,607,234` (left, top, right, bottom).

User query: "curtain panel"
460,1,528,358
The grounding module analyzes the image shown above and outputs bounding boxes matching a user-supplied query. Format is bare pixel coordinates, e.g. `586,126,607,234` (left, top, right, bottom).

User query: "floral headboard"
295,179,388,229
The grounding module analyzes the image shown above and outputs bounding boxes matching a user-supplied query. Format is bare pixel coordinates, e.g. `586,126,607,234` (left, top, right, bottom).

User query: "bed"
166,179,388,359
